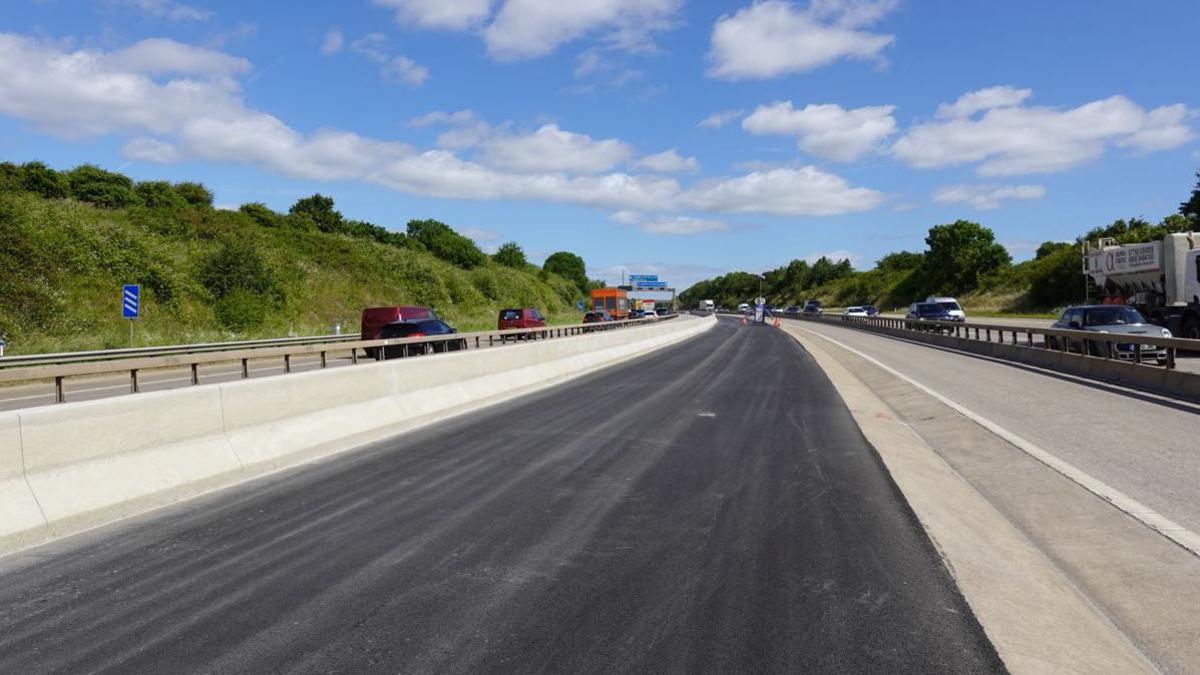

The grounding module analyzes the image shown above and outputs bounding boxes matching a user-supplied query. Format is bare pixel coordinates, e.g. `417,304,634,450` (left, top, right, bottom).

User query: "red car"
361,306,437,356
498,308,547,330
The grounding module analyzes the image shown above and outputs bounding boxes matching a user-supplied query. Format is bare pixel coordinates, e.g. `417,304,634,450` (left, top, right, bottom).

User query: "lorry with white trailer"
1084,232,1200,339
698,299,715,312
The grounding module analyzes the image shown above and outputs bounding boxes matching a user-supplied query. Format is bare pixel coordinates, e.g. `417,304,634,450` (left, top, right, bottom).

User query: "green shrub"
493,242,527,267
175,182,214,208
66,164,141,209
240,202,283,228
214,289,270,331
406,219,486,269
20,161,69,199
135,181,187,209
198,240,275,299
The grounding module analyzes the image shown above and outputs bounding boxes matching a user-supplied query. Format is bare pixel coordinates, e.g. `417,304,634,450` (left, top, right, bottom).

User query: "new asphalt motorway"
0,317,1003,673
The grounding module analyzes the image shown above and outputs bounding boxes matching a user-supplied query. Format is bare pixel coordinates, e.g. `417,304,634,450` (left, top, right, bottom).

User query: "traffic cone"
773,317,780,327
740,316,747,326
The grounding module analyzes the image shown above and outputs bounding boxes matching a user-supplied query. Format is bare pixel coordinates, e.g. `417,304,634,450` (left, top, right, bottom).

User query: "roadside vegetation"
681,172,1200,314
0,160,600,355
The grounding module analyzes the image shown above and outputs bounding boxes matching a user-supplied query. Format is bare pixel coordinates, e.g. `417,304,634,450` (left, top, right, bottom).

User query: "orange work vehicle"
590,288,630,320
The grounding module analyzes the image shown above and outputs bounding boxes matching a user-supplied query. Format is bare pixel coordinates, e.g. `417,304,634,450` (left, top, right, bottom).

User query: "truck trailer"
1084,232,1200,339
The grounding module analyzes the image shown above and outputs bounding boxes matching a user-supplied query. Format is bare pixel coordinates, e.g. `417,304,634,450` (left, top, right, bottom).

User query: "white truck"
699,299,715,312
1084,232,1200,339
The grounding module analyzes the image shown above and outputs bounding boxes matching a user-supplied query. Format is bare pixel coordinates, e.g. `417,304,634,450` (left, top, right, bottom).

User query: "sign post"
122,284,140,346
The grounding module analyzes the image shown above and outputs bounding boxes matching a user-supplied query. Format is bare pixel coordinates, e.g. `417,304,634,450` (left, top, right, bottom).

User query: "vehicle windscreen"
846,307,863,313
1084,307,1145,326
380,323,419,338
916,303,943,314
937,302,962,312
500,310,521,320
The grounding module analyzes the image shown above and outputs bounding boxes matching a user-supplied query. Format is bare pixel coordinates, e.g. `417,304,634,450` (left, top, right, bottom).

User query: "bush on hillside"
406,218,486,269
921,220,1011,294
493,242,527,267
175,182,214,208
65,164,141,209
20,161,70,199
542,251,588,294
135,181,187,209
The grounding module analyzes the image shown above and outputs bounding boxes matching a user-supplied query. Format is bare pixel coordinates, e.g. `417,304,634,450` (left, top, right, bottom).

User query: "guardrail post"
351,348,358,365
475,336,480,349
55,376,65,403
190,363,199,385
1026,331,1033,347
488,336,494,347
1134,346,1142,365
985,328,991,342
130,369,139,393
284,354,291,373
241,358,249,378
320,351,327,369
1167,347,1176,370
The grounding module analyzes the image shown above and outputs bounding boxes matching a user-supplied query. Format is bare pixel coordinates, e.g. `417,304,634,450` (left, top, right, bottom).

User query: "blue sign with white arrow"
122,284,140,319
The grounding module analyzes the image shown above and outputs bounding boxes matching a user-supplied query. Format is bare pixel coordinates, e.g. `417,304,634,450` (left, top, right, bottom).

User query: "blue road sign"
629,274,658,282
635,281,669,289
122,284,140,319
576,300,585,311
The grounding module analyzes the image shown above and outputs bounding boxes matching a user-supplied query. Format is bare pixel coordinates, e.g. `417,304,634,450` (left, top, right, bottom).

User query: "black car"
862,305,879,317
379,319,466,358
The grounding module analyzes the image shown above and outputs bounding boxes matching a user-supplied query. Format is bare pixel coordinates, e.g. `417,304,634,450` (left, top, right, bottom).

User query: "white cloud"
638,216,729,235
933,184,1046,210
608,210,643,225
742,101,896,161
682,167,883,215
461,226,500,243
698,109,744,129
0,33,882,220
372,0,495,30
123,137,181,163
119,0,212,21
104,38,250,79
345,33,428,86
321,28,345,55
936,85,1031,119
708,0,897,80
805,249,860,266
483,0,681,61
479,124,633,174
894,90,1195,175
382,55,429,86
635,149,700,173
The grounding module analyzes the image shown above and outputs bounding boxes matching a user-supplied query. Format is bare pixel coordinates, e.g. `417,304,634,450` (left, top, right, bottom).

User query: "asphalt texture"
0,317,1003,674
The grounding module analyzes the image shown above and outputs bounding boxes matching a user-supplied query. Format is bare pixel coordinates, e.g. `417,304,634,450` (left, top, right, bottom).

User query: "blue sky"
2,0,1198,289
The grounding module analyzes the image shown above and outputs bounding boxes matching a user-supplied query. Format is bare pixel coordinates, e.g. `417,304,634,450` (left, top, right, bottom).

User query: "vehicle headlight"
1161,328,1172,338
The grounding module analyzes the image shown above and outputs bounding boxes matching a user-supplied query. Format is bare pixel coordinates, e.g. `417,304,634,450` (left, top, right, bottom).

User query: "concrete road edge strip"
781,325,1157,674
790,324,1200,559
0,316,716,557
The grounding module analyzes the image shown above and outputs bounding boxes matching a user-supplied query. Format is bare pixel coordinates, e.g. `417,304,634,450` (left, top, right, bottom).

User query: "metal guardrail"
0,333,362,369
794,313,1194,369
0,316,676,404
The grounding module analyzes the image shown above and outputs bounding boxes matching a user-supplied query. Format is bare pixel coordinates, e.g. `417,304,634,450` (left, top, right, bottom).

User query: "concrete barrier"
0,315,715,555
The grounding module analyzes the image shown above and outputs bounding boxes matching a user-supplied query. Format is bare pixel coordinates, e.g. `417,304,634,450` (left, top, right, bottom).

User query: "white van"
925,296,966,321
699,299,715,312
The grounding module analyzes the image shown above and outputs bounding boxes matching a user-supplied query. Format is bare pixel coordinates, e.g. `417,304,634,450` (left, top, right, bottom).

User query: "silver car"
1048,305,1172,364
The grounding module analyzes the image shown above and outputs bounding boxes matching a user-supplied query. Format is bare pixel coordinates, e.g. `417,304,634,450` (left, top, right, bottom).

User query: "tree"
1034,241,1071,260
875,250,923,273
240,202,283,228
65,164,140,208
493,242,527,267
289,194,344,233
175,182,214,208
543,251,588,293
921,220,1011,293
19,162,69,199
134,181,187,209
0,162,22,192
1180,170,1200,221
406,218,487,269
198,239,278,331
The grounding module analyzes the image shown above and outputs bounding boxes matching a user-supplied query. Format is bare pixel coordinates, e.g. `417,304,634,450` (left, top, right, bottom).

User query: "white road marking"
792,323,1200,559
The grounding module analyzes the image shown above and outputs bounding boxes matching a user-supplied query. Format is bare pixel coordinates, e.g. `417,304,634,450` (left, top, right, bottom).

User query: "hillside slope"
0,189,581,355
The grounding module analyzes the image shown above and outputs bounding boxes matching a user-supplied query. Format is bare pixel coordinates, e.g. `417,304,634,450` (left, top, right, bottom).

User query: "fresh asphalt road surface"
788,318,1200,537
0,317,1002,673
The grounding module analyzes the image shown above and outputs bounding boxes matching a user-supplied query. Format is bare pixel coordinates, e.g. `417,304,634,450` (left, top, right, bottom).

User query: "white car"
843,306,869,317
925,296,966,322
641,310,658,320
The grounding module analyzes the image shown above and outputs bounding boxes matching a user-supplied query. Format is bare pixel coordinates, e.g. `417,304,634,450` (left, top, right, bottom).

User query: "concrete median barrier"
0,315,715,555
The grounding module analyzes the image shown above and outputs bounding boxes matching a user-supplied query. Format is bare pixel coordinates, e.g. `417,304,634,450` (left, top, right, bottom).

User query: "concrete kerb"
780,325,1156,675
807,318,1200,402
0,315,715,556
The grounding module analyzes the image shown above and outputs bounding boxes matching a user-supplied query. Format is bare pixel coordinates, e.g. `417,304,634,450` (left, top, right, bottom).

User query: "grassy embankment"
0,190,583,355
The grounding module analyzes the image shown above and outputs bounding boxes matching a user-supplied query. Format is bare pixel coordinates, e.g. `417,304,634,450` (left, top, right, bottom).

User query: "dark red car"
498,308,547,330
